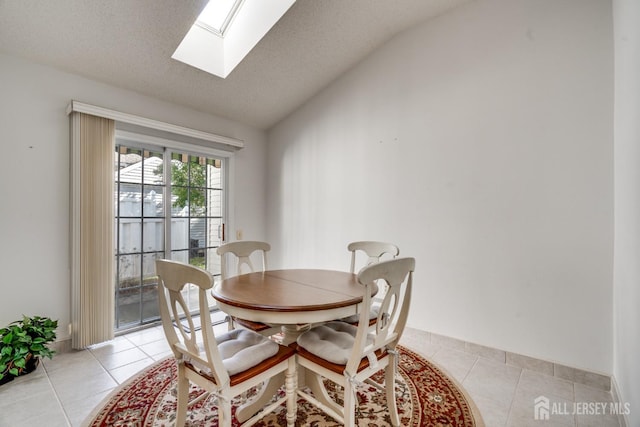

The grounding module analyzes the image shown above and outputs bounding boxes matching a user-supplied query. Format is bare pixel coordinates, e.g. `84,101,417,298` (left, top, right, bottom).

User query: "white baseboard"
610,376,630,427
414,329,611,391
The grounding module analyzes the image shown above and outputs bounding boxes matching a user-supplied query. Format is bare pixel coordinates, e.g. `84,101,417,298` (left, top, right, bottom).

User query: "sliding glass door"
114,138,224,331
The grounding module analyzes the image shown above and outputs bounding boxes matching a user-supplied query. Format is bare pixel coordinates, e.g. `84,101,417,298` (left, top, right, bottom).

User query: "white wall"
613,0,640,422
0,53,268,341
267,0,614,374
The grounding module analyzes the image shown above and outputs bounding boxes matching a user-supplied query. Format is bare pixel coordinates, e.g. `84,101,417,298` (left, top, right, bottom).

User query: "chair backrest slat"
217,241,271,279
347,241,399,274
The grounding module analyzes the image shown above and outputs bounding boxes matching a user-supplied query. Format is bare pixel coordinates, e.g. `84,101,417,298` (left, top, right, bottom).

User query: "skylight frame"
195,0,244,38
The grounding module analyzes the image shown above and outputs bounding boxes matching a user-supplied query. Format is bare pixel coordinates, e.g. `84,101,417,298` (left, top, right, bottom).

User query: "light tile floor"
0,325,622,427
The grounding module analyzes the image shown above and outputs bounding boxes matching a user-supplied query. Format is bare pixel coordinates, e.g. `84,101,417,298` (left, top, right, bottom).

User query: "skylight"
172,0,296,79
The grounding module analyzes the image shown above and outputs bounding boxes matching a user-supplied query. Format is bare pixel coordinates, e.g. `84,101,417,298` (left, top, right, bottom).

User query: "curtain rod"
66,100,244,149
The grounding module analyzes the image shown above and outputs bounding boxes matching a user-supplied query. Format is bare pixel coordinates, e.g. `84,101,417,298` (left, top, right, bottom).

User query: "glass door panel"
169,152,223,314
115,143,225,331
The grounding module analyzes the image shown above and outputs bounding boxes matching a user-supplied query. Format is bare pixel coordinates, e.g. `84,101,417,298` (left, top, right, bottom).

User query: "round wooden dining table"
212,268,378,421
212,268,378,342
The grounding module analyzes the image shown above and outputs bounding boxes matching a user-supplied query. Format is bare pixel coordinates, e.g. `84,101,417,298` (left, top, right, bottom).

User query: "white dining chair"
347,241,400,274
155,259,297,427
340,240,400,325
294,257,415,426
217,241,281,337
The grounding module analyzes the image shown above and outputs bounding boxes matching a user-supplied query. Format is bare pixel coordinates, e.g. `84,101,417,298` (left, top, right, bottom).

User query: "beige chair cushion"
340,303,380,324
217,328,279,375
297,321,373,365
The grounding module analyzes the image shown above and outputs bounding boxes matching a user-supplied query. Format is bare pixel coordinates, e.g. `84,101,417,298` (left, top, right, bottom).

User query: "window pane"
207,189,223,217
118,254,141,288
142,219,164,253
143,252,162,282
171,217,189,250
118,185,142,217
143,185,164,217
143,151,164,185
141,253,162,322
171,250,189,264
117,253,142,328
207,160,223,189
117,287,140,328
171,186,190,216
190,188,206,217
189,157,206,187
190,218,205,250
117,148,143,184
118,219,141,253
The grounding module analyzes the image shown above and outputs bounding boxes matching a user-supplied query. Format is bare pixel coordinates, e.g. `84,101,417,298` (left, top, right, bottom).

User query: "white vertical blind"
70,112,115,348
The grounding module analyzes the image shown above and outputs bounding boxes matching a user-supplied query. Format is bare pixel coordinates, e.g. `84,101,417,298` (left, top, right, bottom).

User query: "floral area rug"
85,346,483,426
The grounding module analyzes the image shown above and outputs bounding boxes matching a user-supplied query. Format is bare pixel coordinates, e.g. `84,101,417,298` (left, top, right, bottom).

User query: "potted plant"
0,315,58,385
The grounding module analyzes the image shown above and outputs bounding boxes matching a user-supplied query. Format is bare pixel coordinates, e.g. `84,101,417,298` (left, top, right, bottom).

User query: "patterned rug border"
83,345,485,427
400,346,486,427
82,358,167,427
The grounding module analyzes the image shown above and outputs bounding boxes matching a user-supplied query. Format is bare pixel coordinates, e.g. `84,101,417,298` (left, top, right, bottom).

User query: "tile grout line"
88,343,155,385
42,362,74,427
504,368,525,427
459,354,480,385
84,346,122,394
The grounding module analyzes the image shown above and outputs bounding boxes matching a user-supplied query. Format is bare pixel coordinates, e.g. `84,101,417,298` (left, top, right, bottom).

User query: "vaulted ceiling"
0,0,470,130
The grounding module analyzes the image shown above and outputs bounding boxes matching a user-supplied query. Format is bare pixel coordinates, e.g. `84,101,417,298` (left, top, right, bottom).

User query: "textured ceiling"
0,0,470,130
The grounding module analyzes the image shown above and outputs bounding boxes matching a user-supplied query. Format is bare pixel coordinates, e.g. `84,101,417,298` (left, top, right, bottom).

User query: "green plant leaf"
30,344,44,353
2,332,13,344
